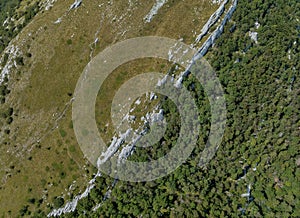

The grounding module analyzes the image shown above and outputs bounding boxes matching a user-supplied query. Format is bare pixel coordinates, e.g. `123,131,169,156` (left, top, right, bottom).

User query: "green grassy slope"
0,0,220,216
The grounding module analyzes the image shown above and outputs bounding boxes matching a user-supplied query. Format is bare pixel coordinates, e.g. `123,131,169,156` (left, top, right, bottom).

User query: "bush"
15,56,24,65
59,129,66,137
53,197,64,208
67,39,72,45
6,116,13,124
27,198,36,204
19,205,29,216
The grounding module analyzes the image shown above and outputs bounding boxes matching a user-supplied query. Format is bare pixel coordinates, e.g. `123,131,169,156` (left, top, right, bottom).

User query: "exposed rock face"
40,0,58,11
195,0,228,44
69,0,82,10
212,0,223,4
255,21,261,29
296,158,300,167
249,31,258,44
144,0,168,23
0,45,21,84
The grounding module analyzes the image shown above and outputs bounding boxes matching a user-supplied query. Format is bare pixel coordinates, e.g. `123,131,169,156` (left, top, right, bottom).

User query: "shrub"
67,39,72,45
59,129,66,137
15,56,24,65
53,197,64,208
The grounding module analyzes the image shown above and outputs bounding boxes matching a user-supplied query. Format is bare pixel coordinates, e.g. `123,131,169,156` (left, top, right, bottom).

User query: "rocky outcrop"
69,0,82,10
0,45,21,85
144,0,168,23
195,0,238,60
176,0,238,85
194,0,228,44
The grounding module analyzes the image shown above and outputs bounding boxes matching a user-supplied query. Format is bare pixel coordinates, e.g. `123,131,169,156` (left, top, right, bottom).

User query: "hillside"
0,0,299,217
